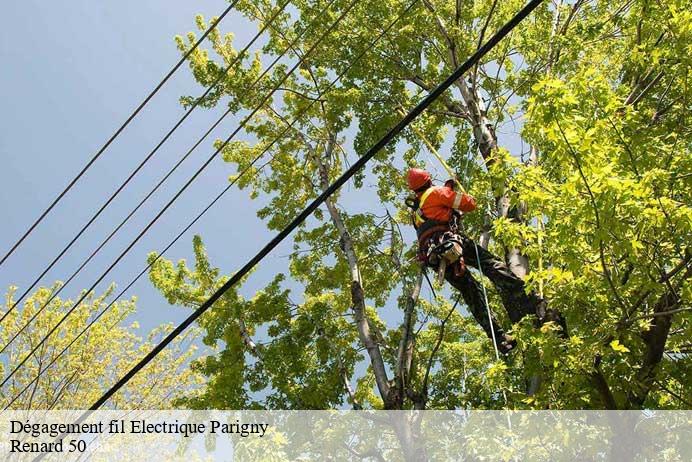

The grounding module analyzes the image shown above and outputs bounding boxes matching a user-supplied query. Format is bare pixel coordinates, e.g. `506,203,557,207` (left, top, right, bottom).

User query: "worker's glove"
405,195,419,210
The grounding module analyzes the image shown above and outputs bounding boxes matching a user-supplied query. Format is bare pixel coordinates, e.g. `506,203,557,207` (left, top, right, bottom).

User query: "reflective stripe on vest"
414,187,435,227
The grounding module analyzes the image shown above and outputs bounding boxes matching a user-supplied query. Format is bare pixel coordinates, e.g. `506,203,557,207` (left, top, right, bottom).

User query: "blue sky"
0,0,290,334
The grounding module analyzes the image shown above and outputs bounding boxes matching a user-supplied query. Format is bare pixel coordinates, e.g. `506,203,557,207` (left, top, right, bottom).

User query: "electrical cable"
0,0,290,323
89,0,545,411
0,0,361,389
3,0,419,411
0,0,239,269
0,0,340,354
0,0,287,326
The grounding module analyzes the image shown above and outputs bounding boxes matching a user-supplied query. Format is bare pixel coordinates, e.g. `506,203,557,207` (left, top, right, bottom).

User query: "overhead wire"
3,0,419,411
0,0,340,355
0,0,239,269
0,0,288,326
0,1,299,329
89,0,546,411
0,0,361,390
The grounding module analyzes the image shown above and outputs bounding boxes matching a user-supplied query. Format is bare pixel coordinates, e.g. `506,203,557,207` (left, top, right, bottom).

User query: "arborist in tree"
406,168,563,355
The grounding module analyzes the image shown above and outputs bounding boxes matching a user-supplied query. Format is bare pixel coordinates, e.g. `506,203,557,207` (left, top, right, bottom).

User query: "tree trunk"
390,413,428,462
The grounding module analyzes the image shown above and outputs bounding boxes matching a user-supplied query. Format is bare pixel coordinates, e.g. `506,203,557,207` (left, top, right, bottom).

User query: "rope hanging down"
0,0,339,355
0,0,289,327
3,0,418,410
0,0,361,389
90,0,545,411
0,0,239,269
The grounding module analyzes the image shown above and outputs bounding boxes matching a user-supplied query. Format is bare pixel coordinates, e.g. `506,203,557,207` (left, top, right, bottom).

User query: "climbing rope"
422,268,438,300
537,217,545,298
398,107,466,193
474,240,512,421
472,242,502,360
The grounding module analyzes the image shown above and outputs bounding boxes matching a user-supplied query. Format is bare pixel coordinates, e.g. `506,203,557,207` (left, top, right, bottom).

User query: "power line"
3,0,417,411
0,0,339,354
0,0,360,390
90,0,545,411
0,0,289,327
0,0,239,269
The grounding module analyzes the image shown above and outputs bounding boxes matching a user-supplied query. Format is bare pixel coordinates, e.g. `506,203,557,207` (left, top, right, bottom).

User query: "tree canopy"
0,284,202,409
146,0,690,410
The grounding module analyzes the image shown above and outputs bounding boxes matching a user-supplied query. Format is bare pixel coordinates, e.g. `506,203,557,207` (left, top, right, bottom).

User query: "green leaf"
610,340,630,353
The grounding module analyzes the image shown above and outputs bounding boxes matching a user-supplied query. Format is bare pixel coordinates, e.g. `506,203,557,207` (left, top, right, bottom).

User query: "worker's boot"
495,333,517,355
535,298,568,338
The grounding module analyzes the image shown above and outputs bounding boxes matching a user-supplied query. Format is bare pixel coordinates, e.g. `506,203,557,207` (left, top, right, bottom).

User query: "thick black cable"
4,0,418,411
0,0,288,327
0,0,338,355
0,0,238,269
0,0,360,390
90,0,545,411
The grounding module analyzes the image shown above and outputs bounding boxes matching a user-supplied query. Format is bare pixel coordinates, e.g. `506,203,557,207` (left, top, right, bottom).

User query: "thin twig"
421,295,461,395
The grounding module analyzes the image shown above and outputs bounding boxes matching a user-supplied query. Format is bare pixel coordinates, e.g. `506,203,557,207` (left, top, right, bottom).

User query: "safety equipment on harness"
404,195,419,211
426,231,466,284
437,233,464,265
497,334,517,355
407,168,431,191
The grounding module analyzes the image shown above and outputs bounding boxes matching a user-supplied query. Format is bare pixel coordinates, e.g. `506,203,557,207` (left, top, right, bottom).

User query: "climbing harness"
408,188,467,285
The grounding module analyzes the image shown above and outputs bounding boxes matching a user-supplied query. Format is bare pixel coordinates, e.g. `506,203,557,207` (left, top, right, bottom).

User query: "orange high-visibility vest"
414,186,476,227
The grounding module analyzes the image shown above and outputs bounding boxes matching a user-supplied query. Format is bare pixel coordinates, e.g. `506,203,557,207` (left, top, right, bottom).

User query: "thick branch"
627,266,692,408
337,355,362,409
238,318,259,354
314,137,391,404
591,355,618,409
396,271,423,394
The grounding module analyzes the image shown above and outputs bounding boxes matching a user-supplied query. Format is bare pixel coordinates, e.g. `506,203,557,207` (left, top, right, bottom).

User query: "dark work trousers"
426,233,545,342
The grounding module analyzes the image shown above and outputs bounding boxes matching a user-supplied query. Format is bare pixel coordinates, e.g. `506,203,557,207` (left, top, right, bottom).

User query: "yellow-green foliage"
0,284,204,409
152,0,690,410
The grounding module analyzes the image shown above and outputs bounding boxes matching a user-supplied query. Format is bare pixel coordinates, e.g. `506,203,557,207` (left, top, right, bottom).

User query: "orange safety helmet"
407,168,431,191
